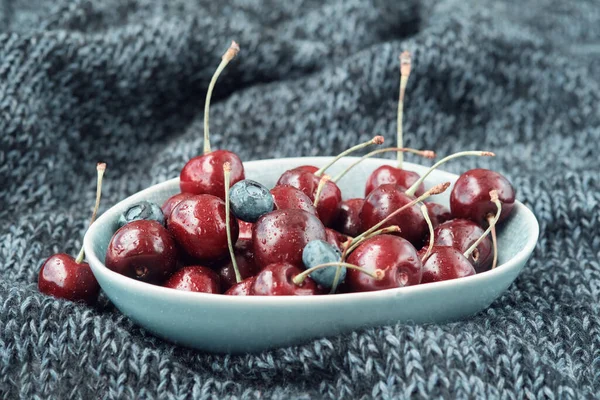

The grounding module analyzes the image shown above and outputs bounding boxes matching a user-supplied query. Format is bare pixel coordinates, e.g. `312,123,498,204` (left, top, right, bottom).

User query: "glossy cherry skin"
252,209,326,268
252,262,321,295
38,254,100,304
450,168,516,226
270,185,318,216
361,184,426,247
225,276,256,295
421,246,475,284
164,266,221,293
238,220,254,240
346,235,422,292
179,150,245,200
105,220,178,283
325,228,351,252
433,219,492,273
276,168,342,227
425,202,452,229
365,166,424,197
162,193,195,221
167,195,238,261
216,239,260,291
334,198,364,237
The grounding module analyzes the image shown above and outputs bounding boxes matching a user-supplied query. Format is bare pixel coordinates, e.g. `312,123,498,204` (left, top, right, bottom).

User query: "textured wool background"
1,0,599,398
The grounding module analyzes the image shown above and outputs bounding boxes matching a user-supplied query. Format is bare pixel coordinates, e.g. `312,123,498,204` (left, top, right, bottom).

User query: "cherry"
162,193,194,221
270,184,318,216
216,239,259,291
238,220,253,240
179,41,244,199
164,266,221,293
252,263,321,296
334,198,364,237
432,219,492,273
420,246,475,284
345,234,422,292
252,209,326,268
225,276,256,295
450,168,515,226
106,220,178,283
38,163,106,304
365,166,424,197
167,194,238,261
425,202,452,229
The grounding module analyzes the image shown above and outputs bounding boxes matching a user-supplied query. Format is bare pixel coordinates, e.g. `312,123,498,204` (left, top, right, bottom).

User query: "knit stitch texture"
1,0,599,399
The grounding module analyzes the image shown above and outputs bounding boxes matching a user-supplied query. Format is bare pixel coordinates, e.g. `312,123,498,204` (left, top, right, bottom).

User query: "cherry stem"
314,135,384,177
343,225,401,258
75,163,106,264
313,175,330,207
293,262,383,286
223,162,242,283
397,51,411,169
331,147,436,183
330,238,353,293
420,204,434,262
203,41,240,155
490,215,498,269
463,190,502,259
405,151,495,197
350,182,450,247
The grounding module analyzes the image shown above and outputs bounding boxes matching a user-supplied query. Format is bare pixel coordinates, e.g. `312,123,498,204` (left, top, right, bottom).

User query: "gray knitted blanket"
1,0,599,398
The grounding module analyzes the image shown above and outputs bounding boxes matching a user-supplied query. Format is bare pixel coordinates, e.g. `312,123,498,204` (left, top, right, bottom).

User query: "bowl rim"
83,157,540,305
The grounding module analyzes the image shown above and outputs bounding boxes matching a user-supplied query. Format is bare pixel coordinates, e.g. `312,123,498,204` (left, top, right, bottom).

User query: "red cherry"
270,184,318,216
162,193,195,221
238,220,254,240
421,246,475,284
225,276,256,295
450,168,515,226
252,209,326,268
106,220,178,283
361,184,426,246
167,195,238,261
164,266,221,293
346,234,422,292
425,202,452,229
325,228,351,252
334,198,364,237
38,254,100,304
365,166,424,197
216,239,259,291
252,262,321,295
179,150,244,200
432,219,492,273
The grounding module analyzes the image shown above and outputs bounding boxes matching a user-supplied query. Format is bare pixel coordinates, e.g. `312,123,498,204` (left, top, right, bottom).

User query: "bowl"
83,157,539,354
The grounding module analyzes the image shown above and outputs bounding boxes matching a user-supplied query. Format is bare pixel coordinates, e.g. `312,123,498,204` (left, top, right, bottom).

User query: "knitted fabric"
1,0,599,398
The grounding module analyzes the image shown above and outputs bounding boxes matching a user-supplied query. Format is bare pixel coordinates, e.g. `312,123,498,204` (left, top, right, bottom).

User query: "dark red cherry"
450,168,515,226
164,266,221,293
365,166,424,197
334,198,364,237
216,239,260,291
276,168,341,227
252,262,321,295
361,184,426,246
225,276,256,295
425,202,452,229
106,220,178,283
346,234,422,292
270,184,318,216
325,228,351,252
38,254,100,304
238,220,253,240
179,150,245,200
432,219,492,273
167,195,238,261
252,209,326,268
162,193,195,221
421,246,475,284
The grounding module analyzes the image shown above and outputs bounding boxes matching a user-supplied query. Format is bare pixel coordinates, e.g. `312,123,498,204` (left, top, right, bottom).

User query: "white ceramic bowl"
83,157,539,354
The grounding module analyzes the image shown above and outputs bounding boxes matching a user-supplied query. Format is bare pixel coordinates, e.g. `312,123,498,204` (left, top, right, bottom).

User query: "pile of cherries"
38,43,516,303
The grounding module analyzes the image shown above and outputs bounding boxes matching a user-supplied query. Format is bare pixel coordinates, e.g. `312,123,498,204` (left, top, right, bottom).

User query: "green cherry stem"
75,163,106,264
420,204,434,262
343,225,401,259
313,175,331,207
463,190,502,267
293,262,383,286
314,135,384,177
397,51,411,169
223,162,242,282
204,41,240,155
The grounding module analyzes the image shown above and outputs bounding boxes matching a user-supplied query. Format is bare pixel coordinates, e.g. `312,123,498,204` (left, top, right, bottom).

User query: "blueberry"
302,240,346,288
118,201,165,228
229,179,274,222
